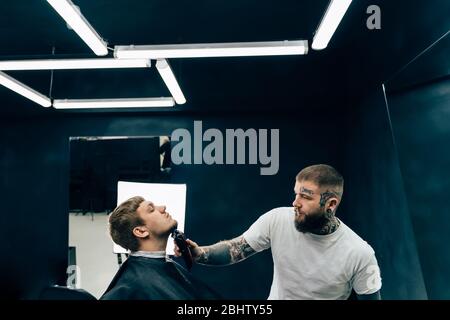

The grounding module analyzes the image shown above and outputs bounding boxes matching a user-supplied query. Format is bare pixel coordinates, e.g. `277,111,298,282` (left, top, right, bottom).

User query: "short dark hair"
296,164,344,197
109,196,145,252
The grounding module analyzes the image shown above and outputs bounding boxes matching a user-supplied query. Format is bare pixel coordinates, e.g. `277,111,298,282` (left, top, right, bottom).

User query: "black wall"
340,87,428,299
387,78,450,299
0,122,69,299
0,109,346,299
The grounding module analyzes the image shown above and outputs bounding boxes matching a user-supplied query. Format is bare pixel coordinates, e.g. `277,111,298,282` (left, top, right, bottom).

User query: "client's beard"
168,220,179,235
294,209,329,233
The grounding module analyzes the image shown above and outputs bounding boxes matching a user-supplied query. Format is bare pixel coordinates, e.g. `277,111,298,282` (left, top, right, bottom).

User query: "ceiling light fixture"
312,0,353,50
114,40,308,59
47,0,108,56
0,58,150,70
52,97,175,109
156,59,186,104
0,71,52,107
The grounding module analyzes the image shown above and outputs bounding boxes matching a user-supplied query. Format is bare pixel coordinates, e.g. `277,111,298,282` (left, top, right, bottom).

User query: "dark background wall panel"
387,78,450,299
0,121,69,299
340,88,428,299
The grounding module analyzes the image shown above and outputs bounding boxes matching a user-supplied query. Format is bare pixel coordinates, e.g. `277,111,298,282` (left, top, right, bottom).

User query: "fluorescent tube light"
312,0,353,50
156,59,186,105
114,40,308,59
47,0,108,56
52,97,175,109
0,59,150,71
0,71,51,107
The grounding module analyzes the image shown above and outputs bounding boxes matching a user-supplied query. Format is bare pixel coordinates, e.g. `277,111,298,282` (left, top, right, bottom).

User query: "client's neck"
138,236,168,252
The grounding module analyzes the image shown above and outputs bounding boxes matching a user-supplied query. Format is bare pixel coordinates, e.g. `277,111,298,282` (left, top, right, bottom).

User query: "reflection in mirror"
113,181,187,256
68,136,172,298
383,30,450,299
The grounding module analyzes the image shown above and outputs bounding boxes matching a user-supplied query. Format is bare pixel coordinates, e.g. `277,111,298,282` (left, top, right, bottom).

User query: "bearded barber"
175,164,382,300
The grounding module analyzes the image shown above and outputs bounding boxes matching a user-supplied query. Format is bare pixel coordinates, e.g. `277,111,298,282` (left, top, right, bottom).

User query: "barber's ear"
133,226,150,238
327,198,339,212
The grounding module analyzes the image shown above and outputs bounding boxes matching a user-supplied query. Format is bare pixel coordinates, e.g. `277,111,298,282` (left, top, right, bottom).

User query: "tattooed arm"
181,236,257,266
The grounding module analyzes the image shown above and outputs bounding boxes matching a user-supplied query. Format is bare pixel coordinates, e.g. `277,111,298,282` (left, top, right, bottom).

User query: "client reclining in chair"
101,196,219,300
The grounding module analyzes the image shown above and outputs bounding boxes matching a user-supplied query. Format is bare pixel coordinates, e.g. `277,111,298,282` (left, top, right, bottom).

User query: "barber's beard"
294,208,329,233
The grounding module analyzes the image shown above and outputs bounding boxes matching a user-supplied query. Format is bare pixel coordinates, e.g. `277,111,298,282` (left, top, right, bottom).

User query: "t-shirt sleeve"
351,249,382,295
242,209,276,252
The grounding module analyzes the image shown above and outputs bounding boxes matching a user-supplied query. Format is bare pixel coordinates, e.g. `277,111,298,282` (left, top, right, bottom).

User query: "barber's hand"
174,239,203,260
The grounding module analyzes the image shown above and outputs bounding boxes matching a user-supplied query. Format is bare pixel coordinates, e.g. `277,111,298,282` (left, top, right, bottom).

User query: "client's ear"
133,226,150,238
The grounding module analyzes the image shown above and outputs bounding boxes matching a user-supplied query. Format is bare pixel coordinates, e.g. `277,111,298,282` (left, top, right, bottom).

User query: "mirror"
68,135,174,298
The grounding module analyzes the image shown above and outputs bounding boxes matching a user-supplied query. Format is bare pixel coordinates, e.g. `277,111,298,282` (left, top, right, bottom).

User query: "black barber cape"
101,256,220,300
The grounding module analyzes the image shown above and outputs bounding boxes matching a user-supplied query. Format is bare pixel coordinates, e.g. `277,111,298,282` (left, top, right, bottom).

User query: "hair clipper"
171,229,193,270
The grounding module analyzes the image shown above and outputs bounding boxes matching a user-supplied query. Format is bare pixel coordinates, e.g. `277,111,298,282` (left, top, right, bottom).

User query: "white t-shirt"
243,207,382,300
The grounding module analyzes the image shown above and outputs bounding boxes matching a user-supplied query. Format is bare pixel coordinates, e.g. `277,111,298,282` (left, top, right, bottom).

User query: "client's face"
136,200,178,237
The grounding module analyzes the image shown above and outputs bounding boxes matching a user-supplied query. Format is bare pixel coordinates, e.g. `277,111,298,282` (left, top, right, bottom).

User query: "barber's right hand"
174,239,202,260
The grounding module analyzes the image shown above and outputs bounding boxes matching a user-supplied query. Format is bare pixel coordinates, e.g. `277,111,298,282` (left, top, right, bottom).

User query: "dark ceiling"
385,30,450,94
0,0,448,117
